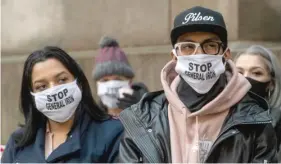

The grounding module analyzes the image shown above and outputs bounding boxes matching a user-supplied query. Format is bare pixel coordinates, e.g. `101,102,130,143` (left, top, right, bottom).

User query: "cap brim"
170,24,227,46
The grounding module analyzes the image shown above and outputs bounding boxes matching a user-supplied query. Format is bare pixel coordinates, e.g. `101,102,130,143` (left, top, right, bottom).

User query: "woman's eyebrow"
250,66,266,71
33,79,45,85
55,71,68,78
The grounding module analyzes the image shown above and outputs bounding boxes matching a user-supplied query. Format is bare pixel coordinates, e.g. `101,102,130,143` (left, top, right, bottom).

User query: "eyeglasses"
174,41,225,56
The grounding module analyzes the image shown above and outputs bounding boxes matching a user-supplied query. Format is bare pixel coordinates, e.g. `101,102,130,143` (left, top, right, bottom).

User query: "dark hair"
16,46,109,147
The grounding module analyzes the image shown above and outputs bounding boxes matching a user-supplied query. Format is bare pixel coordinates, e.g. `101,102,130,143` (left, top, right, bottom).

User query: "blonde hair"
234,45,281,110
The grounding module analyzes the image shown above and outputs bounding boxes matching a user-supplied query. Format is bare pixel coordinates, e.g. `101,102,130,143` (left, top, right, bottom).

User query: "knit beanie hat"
92,36,135,80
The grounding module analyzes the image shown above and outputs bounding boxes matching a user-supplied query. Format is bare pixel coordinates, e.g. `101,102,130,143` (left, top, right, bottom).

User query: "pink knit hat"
92,36,135,80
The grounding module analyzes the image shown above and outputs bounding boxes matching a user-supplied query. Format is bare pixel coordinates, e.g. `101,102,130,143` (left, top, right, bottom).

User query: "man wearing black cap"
117,6,277,163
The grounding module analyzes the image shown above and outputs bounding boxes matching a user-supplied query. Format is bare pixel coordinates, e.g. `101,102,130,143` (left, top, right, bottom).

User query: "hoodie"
161,60,251,163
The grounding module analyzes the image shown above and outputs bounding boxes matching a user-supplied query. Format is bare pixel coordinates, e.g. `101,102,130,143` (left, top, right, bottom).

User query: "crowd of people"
1,6,281,163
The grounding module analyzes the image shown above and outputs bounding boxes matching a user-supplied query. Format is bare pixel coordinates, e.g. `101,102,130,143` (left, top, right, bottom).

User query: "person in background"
0,145,5,159
1,46,123,163
92,36,149,118
116,6,277,163
235,45,281,161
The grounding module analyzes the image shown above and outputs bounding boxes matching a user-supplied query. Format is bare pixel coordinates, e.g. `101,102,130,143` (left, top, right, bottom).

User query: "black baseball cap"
171,6,227,47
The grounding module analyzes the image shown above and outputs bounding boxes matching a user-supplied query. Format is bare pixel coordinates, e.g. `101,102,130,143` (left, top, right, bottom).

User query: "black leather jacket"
272,108,281,162
117,91,278,163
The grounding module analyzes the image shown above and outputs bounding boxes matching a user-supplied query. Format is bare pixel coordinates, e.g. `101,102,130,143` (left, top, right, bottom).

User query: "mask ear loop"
172,49,179,58
267,79,274,99
221,47,229,67
221,48,229,87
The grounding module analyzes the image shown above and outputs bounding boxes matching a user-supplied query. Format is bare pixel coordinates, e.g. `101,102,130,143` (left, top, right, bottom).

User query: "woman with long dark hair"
1,46,123,163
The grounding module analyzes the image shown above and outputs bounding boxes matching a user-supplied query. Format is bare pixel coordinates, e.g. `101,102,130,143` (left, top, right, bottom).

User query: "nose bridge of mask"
176,54,224,76
30,79,77,96
97,80,130,96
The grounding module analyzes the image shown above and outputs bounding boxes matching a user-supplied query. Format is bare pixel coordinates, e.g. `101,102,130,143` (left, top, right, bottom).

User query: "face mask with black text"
174,49,227,94
97,80,130,109
31,79,82,123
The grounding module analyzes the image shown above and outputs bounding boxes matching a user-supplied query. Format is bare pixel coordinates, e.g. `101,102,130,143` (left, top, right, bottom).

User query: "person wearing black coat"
235,45,281,162
116,6,277,163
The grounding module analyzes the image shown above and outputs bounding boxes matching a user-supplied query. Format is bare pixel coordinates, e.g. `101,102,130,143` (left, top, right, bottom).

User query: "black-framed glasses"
174,41,224,56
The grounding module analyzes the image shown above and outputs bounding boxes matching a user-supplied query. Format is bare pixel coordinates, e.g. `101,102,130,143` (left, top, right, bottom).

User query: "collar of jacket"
34,107,92,162
127,90,271,128
119,90,272,163
223,91,271,129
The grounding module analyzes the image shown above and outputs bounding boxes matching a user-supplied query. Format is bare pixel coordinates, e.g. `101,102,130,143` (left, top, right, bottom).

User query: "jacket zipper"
205,120,272,162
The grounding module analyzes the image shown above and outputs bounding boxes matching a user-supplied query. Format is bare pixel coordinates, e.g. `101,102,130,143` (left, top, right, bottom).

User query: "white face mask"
31,80,82,123
174,50,227,94
97,80,130,109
